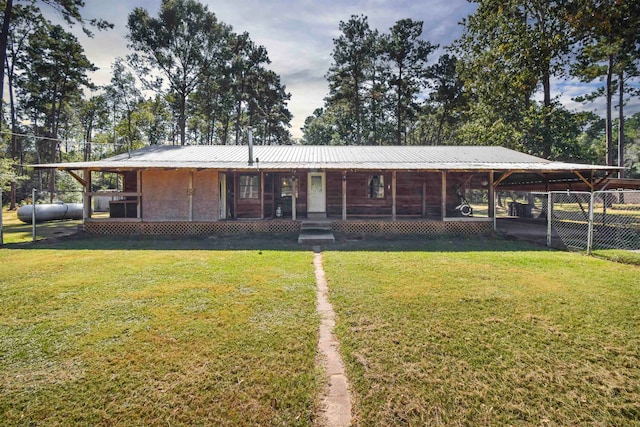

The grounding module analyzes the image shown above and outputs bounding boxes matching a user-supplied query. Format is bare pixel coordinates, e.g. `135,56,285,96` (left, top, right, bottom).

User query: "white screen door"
307,172,326,213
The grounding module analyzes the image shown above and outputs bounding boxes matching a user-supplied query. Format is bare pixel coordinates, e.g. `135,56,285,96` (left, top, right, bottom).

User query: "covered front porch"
77,168,499,224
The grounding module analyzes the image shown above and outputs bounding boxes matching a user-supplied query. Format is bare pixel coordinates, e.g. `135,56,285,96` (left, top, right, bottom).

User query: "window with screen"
367,175,384,199
239,175,259,199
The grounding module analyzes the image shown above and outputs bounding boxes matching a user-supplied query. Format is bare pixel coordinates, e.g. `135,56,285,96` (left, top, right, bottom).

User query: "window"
239,175,259,199
367,175,384,199
281,177,292,197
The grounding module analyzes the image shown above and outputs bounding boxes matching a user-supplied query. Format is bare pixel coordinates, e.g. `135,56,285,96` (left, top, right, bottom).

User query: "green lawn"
0,246,319,426
2,223,640,426
324,247,640,426
1,207,82,244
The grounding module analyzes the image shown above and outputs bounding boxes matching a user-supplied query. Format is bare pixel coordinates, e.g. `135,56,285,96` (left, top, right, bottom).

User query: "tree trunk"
8,56,17,210
179,93,187,146
618,69,624,179
0,0,13,124
605,55,614,166
542,70,552,159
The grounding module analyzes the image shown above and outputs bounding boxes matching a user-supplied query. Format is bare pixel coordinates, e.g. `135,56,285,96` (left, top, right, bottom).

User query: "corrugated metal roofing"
33,145,619,172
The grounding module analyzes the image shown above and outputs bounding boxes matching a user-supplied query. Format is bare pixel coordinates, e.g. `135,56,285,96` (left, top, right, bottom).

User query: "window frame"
367,174,385,199
238,174,260,199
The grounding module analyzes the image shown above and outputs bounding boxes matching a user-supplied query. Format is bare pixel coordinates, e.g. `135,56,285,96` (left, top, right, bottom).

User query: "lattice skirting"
332,220,493,235
84,221,301,235
84,220,491,236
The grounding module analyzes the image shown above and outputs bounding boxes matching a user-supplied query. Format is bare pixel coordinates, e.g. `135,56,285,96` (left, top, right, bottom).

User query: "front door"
307,172,326,214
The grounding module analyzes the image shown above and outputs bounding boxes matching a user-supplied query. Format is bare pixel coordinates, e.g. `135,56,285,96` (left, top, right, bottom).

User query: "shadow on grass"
2,229,553,253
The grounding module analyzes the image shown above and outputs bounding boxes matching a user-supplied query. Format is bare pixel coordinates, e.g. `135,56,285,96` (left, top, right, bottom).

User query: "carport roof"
33,144,620,173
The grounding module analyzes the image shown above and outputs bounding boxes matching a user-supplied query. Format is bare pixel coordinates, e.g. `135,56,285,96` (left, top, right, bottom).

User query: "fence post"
586,191,595,255
32,188,37,242
546,192,552,247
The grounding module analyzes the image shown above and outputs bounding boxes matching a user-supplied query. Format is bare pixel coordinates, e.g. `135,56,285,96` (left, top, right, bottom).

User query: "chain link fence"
550,190,640,253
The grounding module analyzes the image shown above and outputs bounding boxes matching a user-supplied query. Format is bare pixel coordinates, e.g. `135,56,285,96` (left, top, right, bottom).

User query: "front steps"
298,219,335,245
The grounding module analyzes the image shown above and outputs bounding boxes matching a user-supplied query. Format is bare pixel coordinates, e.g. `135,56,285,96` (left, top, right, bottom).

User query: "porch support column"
292,176,297,221
260,171,265,219
188,170,194,222
82,169,91,221
391,171,397,221
441,171,447,220
342,172,347,221
489,171,495,231
422,182,427,218
137,170,142,219
233,171,237,220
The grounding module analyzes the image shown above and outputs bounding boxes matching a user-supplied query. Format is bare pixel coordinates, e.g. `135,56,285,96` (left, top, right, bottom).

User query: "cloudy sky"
58,0,636,139
57,0,476,138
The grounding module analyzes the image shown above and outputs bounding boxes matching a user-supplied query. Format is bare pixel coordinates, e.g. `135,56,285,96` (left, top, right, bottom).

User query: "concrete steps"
298,219,335,245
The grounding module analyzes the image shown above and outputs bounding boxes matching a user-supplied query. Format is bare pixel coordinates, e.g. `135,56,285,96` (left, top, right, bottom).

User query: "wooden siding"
327,172,392,217
234,172,262,219
326,171,446,218
396,172,441,217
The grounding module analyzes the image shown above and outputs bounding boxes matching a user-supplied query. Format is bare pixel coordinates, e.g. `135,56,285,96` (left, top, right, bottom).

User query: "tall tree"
382,19,437,145
127,0,225,145
77,94,110,161
326,15,377,145
3,4,45,208
105,58,142,152
19,23,95,198
226,31,271,145
455,0,571,157
569,0,640,173
428,54,467,145
0,0,111,127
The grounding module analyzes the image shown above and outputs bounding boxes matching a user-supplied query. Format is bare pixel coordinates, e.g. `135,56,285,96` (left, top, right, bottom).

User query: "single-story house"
34,144,622,236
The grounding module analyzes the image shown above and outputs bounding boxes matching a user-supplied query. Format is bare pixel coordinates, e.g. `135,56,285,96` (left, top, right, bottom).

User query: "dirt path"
313,248,352,427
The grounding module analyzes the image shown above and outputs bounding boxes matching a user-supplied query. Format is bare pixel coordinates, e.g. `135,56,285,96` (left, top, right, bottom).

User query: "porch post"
292,176,297,221
342,172,347,221
441,171,447,220
233,171,237,220
422,182,427,218
136,170,142,219
392,171,397,221
83,169,91,221
188,170,194,222
260,171,265,220
489,171,495,231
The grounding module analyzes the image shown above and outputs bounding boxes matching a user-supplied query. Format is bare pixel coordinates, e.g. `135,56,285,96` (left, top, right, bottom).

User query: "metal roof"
33,145,619,172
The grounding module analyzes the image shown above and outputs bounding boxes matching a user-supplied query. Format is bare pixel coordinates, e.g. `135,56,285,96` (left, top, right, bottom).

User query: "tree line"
2,0,640,209
302,1,640,179
0,0,293,207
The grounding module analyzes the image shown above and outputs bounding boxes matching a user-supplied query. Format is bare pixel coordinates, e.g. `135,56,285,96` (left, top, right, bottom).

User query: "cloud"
52,0,477,138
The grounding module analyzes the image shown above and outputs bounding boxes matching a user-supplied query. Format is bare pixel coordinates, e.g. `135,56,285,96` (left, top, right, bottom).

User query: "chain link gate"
549,190,640,253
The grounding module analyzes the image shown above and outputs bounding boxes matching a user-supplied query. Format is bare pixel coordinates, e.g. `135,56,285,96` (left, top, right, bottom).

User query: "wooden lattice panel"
333,220,492,235
84,221,300,236
84,222,143,235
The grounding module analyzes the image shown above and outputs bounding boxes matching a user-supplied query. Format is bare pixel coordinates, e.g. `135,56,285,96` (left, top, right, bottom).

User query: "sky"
53,0,637,140
56,0,478,139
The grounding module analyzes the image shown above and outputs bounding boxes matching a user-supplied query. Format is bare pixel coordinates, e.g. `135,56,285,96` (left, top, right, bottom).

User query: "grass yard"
0,246,319,426
324,245,640,426
1,207,81,244
2,221,640,426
